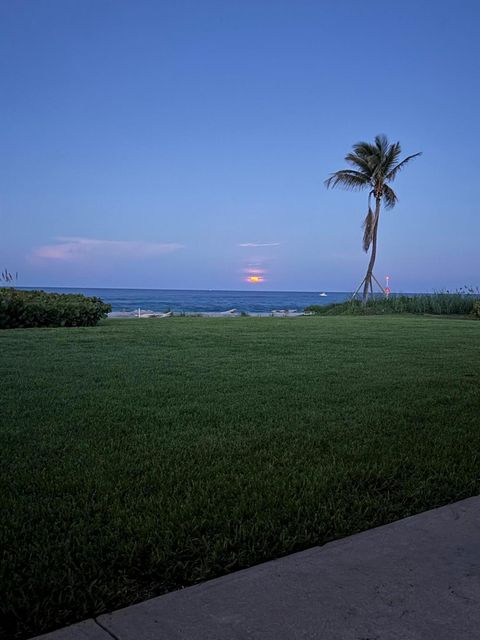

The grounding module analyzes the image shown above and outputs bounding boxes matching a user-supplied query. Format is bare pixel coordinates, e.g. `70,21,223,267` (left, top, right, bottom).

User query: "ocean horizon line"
17,285,437,294
19,285,343,293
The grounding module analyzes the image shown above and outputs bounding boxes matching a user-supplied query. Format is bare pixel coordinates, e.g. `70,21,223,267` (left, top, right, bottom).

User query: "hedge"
0,289,111,329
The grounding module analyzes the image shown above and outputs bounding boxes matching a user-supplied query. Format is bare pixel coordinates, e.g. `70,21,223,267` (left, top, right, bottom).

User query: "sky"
1,0,479,292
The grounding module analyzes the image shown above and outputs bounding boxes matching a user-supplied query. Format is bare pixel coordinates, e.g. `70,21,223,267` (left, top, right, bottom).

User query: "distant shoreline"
108,310,306,318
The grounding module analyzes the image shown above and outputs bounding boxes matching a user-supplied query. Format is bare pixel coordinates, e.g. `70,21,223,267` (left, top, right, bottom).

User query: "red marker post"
385,276,391,298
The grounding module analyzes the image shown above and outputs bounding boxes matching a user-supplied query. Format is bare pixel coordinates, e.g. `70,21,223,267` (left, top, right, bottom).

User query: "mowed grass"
1,316,480,638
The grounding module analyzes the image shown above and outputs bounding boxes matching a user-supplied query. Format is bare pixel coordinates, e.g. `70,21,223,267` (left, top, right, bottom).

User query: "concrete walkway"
35,497,480,640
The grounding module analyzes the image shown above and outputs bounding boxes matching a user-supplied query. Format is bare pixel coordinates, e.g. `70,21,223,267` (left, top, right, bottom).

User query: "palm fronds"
352,141,377,159
326,135,420,216
344,153,373,176
325,169,370,190
386,152,422,181
382,184,398,209
362,207,375,252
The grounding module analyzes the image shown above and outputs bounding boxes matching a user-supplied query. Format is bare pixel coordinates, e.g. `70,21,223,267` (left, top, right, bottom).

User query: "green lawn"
1,316,479,639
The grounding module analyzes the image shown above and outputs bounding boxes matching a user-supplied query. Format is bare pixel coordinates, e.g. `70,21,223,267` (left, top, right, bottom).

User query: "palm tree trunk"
362,197,381,302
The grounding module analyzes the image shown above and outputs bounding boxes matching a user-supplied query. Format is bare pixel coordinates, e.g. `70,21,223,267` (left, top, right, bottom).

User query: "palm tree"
325,135,421,301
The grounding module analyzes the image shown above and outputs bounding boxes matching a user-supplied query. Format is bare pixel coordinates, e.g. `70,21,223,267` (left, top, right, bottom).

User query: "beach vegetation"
305,290,479,316
1,268,18,284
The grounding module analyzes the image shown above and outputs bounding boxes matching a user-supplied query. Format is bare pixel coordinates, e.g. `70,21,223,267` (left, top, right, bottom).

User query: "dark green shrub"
472,301,480,319
0,289,111,329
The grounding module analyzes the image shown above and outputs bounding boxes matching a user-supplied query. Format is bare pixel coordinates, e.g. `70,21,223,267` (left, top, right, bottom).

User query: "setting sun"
246,275,264,283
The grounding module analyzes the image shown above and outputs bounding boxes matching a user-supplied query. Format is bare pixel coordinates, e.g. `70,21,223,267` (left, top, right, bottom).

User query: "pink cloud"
32,237,184,261
238,242,281,248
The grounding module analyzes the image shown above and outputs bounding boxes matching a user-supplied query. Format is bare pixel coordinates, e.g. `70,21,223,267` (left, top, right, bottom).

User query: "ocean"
28,288,352,314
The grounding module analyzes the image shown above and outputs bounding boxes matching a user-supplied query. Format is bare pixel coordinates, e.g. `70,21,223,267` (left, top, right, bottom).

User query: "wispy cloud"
238,242,281,248
32,237,184,261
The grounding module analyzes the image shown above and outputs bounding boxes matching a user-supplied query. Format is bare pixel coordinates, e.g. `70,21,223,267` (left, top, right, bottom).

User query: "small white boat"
319,292,327,297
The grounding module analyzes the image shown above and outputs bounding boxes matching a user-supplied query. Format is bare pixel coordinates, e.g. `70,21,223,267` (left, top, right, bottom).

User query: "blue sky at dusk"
1,0,479,291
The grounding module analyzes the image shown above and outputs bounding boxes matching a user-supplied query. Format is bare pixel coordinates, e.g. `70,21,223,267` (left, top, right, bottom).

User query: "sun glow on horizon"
246,275,264,283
